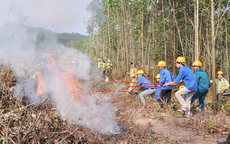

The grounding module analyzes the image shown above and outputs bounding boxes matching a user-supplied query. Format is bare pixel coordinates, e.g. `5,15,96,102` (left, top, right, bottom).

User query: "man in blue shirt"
163,57,198,118
192,61,210,116
136,70,156,104
157,61,175,107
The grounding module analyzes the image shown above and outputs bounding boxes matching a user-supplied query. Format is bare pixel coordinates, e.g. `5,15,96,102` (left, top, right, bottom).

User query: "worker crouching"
136,70,157,104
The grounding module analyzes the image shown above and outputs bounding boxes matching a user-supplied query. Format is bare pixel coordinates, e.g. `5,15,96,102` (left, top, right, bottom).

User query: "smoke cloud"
0,0,91,34
0,21,119,134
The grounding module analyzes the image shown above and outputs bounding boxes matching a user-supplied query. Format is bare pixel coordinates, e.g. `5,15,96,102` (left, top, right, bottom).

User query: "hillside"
0,21,87,49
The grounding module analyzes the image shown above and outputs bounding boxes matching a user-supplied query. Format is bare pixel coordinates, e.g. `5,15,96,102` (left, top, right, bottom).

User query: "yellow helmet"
137,70,144,75
157,61,166,67
176,57,186,63
217,71,224,75
155,74,161,79
130,74,136,78
98,58,100,61
192,61,202,67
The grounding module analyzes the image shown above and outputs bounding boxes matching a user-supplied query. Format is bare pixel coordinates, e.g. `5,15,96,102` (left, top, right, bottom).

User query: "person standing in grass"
214,71,229,111
128,74,137,93
106,59,113,76
163,57,198,118
128,62,138,78
101,60,106,78
97,58,103,76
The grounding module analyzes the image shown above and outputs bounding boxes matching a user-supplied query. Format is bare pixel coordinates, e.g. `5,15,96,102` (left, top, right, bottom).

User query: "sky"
0,0,92,35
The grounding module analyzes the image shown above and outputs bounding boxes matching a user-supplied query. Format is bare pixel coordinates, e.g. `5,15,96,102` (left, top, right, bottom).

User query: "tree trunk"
107,2,111,60
170,0,184,57
141,12,144,71
211,0,216,111
226,20,229,82
162,0,167,62
194,0,199,60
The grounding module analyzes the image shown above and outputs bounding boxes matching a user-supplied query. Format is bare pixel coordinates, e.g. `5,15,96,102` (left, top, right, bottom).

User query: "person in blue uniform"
157,61,175,106
163,57,198,118
136,70,157,104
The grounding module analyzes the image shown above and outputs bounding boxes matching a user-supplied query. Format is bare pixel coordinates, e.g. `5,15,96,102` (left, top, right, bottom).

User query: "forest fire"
30,54,120,134
0,23,120,135
36,71,47,95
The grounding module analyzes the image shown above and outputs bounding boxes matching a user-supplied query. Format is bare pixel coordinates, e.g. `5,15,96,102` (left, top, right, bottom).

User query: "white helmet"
108,59,110,62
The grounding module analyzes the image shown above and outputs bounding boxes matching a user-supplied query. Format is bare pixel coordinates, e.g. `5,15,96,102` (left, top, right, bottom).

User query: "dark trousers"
107,68,112,76
160,89,172,104
217,93,224,111
191,90,208,115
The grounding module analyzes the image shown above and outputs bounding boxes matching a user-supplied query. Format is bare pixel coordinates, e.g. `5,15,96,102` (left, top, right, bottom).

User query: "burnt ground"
92,79,230,144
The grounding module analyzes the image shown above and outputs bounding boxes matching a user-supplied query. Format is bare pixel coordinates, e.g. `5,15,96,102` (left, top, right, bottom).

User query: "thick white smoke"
0,22,119,134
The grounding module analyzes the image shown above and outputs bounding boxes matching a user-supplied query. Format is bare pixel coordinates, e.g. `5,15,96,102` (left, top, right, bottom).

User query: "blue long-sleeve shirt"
174,66,198,91
136,76,154,89
159,68,175,90
155,85,161,99
195,68,210,93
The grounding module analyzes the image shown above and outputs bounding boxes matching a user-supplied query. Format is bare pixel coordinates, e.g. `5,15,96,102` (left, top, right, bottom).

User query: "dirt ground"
93,80,230,144
113,96,228,143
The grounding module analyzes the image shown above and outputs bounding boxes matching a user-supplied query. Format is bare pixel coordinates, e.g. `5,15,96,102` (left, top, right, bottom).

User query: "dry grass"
0,67,229,143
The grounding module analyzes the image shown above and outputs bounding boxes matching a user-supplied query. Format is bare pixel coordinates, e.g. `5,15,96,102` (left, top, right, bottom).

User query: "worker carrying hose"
163,57,198,118
136,70,157,104
157,61,175,107
191,61,210,116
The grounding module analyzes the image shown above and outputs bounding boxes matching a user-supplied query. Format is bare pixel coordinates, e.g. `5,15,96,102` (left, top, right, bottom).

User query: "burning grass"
0,67,230,143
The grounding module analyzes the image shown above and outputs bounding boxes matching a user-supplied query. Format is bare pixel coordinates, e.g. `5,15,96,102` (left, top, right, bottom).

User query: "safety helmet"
137,70,144,75
192,61,202,67
108,59,110,62
155,74,161,79
217,71,224,75
176,57,186,63
130,74,136,78
157,61,166,67
98,58,100,61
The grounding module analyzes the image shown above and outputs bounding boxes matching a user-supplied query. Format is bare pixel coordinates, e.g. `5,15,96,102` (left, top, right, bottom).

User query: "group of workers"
127,56,229,118
97,58,113,78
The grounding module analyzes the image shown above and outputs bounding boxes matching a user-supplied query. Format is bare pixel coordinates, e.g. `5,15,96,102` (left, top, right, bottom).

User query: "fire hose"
92,75,172,103
92,77,162,95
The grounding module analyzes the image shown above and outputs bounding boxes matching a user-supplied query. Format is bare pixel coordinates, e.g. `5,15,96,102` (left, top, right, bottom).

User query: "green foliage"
222,101,230,115
148,134,155,142
205,119,217,133
56,33,86,46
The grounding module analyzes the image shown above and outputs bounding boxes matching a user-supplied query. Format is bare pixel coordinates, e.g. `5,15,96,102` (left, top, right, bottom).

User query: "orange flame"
36,54,100,125
36,71,47,95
